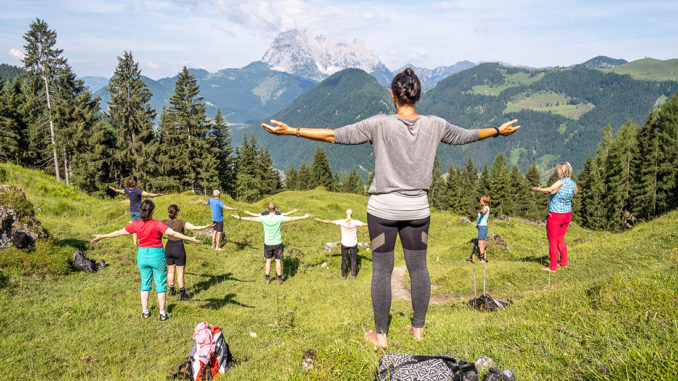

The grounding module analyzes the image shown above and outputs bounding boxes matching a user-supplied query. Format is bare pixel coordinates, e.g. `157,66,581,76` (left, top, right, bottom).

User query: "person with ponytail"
91,200,201,321
314,209,367,279
108,175,163,247
161,204,214,300
262,67,521,347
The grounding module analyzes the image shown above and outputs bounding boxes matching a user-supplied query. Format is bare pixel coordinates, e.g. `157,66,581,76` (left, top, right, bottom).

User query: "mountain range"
235,62,678,177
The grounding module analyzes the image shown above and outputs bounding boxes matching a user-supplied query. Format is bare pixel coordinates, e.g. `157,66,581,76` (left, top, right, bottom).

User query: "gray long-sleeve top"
334,114,480,195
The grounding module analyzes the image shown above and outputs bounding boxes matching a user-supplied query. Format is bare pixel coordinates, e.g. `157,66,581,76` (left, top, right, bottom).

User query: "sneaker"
351,274,356,279
141,311,151,319
265,276,271,285
168,286,177,296
159,312,172,321
178,291,192,301
465,255,475,262
541,267,556,273
342,275,347,280
277,277,284,285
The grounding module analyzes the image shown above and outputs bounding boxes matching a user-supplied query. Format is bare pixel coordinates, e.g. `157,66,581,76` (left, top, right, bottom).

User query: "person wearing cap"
198,190,237,251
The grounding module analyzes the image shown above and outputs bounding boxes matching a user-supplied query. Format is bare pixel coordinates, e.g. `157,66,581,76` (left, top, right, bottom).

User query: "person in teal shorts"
231,202,312,284
92,200,201,321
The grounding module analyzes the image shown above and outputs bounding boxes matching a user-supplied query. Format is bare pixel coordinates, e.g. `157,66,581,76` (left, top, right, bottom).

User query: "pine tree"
524,163,543,220
478,164,491,197
310,146,334,189
630,110,661,220
298,162,311,190
0,78,28,164
22,18,66,180
572,158,591,225
459,158,480,219
256,146,280,196
509,166,530,217
367,171,375,191
341,169,365,194
285,166,299,190
429,155,446,209
655,91,678,214
489,154,510,216
107,51,156,182
208,109,235,196
444,166,462,213
603,120,638,230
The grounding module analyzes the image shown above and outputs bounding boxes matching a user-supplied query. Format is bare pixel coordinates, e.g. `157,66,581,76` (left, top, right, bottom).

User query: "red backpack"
177,324,235,380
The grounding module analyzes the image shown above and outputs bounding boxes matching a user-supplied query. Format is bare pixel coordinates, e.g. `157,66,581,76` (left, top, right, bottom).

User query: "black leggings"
367,213,431,334
340,244,358,277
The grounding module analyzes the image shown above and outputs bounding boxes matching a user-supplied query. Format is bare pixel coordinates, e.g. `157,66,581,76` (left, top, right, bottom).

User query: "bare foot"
407,325,424,341
363,330,387,348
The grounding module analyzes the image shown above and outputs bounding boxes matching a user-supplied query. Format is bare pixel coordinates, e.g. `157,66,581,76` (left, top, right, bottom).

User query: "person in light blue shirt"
476,195,491,262
199,190,237,251
532,162,578,272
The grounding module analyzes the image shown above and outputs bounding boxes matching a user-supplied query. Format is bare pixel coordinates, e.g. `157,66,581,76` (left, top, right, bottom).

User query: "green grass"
1,163,677,380
503,91,595,120
606,58,678,81
468,71,545,96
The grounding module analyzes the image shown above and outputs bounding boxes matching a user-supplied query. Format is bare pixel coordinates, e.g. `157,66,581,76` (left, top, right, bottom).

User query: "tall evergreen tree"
429,155,446,209
630,110,661,220
341,169,365,194
603,120,638,230
310,146,334,189
524,163,543,219
489,154,510,216
0,78,28,164
208,109,235,196
655,91,678,214
107,51,156,182
458,158,480,218
444,166,462,213
285,166,299,190
509,166,530,217
256,145,280,196
22,18,68,180
298,162,311,190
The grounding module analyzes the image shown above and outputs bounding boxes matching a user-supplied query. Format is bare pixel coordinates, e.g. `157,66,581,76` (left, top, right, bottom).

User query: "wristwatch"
494,127,501,137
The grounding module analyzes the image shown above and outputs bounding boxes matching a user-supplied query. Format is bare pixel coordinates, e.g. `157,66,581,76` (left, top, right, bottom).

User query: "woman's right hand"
191,238,201,244
261,120,293,136
91,235,103,243
498,119,520,136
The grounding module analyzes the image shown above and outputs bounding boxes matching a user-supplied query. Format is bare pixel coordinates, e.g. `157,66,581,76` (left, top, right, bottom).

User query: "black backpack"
73,250,97,273
12,231,35,252
375,353,479,381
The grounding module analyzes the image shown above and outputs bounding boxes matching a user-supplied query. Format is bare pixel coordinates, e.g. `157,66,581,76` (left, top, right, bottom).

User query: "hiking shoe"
351,274,356,279
277,277,284,285
168,286,177,296
465,255,475,263
480,254,488,263
342,275,347,280
541,267,556,273
265,276,271,285
178,291,192,301
141,311,151,319
159,312,172,321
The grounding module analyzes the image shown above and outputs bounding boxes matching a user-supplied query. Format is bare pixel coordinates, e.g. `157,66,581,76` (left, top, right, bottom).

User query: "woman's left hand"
498,119,521,136
261,120,293,135
531,186,541,192
91,235,102,243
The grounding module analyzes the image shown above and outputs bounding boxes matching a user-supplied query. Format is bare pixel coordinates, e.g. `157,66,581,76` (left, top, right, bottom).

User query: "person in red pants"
532,162,578,272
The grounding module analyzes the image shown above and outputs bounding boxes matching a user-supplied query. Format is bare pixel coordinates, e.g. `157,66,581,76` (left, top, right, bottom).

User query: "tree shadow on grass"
282,257,300,280
199,293,254,310
229,239,254,250
187,272,252,295
54,238,89,251
515,255,549,265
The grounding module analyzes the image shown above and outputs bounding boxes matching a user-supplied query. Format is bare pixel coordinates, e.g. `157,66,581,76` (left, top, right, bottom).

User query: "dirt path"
391,266,457,305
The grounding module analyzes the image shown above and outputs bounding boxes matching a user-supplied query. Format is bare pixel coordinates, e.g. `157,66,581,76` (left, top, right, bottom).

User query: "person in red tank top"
92,200,201,321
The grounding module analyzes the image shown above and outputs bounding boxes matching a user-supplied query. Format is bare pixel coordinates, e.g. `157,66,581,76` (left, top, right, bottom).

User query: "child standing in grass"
476,195,491,262
109,175,163,247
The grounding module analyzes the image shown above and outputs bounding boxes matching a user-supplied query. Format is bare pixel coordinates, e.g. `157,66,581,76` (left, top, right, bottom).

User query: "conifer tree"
489,154,510,216
208,109,235,195
256,146,280,196
107,51,156,182
152,107,185,192
524,163,543,220
298,162,311,190
341,169,365,194
630,110,661,220
603,120,638,230
310,146,334,189
444,166,462,212
458,158,480,219
0,78,28,164
573,157,593,225
509,166,530,217
285,166,299,190
22,18,67,180
429,155,445,209
655,91,678,214
478,164,491,197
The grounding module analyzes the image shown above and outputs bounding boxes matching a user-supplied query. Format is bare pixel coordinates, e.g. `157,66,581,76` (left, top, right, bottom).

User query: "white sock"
160,310,167,316
143,309,150,314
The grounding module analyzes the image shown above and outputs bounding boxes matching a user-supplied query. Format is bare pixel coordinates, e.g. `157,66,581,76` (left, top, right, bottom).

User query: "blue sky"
1,0,677,79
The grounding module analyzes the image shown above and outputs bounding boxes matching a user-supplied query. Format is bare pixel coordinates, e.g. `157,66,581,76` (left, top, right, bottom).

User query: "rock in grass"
301,348,317,371
0,186,48,249
475,356,496,374
249,331,257,338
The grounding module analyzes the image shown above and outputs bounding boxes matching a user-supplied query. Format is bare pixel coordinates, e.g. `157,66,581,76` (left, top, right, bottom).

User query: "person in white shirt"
315,208,367,279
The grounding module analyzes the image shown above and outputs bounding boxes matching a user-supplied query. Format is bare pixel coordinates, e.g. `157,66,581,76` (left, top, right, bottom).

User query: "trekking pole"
483,260,486,296
472,261,477,300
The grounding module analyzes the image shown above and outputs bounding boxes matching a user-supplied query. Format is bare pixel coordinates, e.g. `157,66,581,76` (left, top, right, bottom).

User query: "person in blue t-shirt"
109,175,163,247
198,189,237,251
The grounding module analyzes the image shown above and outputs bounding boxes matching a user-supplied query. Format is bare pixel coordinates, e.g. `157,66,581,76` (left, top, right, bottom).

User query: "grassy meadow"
0,163,677,380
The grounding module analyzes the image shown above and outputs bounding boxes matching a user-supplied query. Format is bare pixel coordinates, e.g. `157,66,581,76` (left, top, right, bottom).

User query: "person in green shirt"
231,202,312,284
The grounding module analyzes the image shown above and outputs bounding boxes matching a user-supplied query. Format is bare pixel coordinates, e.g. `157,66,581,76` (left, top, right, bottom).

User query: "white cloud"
8,48,24,60
148,62,160,69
